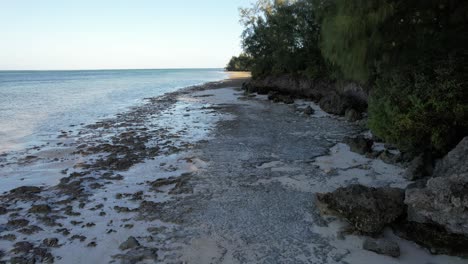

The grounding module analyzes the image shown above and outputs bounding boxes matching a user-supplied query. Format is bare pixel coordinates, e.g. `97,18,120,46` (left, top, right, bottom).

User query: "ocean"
0,69,227,153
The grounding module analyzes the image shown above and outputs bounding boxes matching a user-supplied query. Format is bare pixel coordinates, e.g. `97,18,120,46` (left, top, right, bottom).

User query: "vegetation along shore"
227,0,468,261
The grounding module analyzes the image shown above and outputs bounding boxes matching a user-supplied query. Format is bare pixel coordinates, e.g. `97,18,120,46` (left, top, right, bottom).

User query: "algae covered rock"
317,185,405,233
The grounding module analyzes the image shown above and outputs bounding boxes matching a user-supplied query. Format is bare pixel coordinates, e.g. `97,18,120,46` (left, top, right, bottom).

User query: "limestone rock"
433,137,468,177
344,136,374,155
29,205,52,214
404,153,433,181
42,238,59,248
316,185,405,233
405,173,468,234
113,248,158,263
363,238,400,258
119,236,140,251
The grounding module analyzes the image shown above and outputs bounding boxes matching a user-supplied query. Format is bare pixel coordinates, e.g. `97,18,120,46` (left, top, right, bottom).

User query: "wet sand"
0,75,465,264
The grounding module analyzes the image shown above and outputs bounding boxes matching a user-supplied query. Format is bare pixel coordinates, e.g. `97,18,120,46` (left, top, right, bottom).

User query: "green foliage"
234,0,468,155
368,0,468,154
226,54,253,71
369,59,468,154
240,0,330,78
320,0,393,82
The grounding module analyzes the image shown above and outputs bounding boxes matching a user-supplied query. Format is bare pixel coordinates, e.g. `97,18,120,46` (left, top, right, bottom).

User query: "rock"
344,136,374,155
29,205,52,214
363,238,400,258
10,257,35,264
7,186,42,201
394,221,468,258
403,140,468,256
70,235,86,242
405,173,468,234
433,137,468,177
319,93,352,115
316,185,405,233
113,248,158,263
119,236,140,250
0,234,16,241
32,248,54,264
345,108,361,122
268,91,294,104
404,153,433,181
10,186,41,195
87,242,97,247
379,150,400,165
18,225,43,235
304,106,315,116
7,219,30,228
12,241,34,254
0,206,7,215
42,238,59,248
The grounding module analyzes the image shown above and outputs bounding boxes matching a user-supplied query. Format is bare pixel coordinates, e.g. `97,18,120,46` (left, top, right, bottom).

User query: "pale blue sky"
0,0,254,70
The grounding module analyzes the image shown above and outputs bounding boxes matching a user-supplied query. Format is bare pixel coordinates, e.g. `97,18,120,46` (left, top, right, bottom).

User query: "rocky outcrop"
402,137,468,257
316,185,406,233
432,137,468,177
245,75,368,115
406,173,468,234
405,137,468,234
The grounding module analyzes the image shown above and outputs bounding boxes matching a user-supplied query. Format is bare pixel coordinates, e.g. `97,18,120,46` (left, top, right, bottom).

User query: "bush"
369,59,468,155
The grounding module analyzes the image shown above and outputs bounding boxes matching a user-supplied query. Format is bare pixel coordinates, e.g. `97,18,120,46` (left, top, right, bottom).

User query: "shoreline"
0,74,250,192
0,74,464,263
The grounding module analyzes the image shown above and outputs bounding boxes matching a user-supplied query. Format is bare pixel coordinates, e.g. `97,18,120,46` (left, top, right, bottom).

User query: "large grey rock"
433,137,468,177
405,138,468,235
113,248,158,264
119,236,140,251
406,173,468,235
363,238,400,258
401,138,468,256
316,185,406,233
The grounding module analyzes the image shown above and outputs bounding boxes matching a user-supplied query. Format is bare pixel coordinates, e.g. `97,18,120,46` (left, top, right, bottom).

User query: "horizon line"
0,67,227,72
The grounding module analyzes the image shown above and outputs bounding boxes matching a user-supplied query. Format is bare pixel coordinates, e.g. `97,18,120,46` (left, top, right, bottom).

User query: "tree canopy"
232,0,468,155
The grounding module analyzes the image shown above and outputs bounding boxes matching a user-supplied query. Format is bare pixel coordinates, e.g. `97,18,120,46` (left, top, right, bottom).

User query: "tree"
225,54,253,71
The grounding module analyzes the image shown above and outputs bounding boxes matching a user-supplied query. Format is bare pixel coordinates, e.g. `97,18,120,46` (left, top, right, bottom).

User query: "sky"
0,0,255,70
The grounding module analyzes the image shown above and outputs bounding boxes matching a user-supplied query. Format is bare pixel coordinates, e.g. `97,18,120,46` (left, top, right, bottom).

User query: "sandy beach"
0,75,465,264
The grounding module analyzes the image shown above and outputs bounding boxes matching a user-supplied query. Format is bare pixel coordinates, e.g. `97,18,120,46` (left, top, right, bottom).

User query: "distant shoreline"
0,68,230,72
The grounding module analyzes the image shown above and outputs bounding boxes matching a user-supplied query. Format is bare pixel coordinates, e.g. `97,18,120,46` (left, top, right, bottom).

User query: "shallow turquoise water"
0,69,226,152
